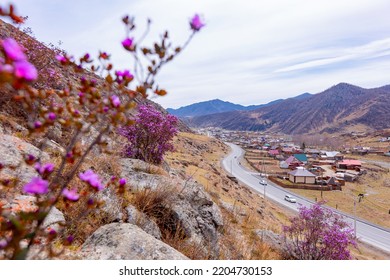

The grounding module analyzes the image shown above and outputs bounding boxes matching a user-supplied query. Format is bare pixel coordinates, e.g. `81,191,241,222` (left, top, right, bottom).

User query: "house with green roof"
293,154,308,164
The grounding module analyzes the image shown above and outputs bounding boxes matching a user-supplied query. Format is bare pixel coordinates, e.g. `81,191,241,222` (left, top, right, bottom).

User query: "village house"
288,167,316,184
268,149,280,158
293,154,308,164
337,159,362,170
282,147,294,154
284,155,304,169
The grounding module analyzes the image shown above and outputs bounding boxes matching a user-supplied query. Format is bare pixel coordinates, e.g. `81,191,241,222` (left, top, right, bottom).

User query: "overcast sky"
9,0,390,109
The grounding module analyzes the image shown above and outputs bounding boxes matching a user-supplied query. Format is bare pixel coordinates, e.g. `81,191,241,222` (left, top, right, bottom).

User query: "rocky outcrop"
42,207,66,233
79,223,188,260
0,134,49,185
120,158,223,258
126,205,161,240
96,187,124,223
172,180,223,257
254,230,285,252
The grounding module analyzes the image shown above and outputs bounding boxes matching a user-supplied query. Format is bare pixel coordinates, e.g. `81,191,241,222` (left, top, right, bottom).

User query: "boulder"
170,180,223,258
95,187,123,223
120,160,224,258
79,223,188,260
0,134,49,185
254,229,285,252
42,207,66,233
126,205,161,240
120,157,168,174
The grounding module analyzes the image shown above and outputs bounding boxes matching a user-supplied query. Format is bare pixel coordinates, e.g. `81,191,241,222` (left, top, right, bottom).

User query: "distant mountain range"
167,93,312,118
175,83,390,134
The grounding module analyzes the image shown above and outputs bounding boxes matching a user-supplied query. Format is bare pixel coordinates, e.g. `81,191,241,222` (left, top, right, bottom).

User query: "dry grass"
58,185,115,246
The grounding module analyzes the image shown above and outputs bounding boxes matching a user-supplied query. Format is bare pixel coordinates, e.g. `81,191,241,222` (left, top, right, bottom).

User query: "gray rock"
80,122,99,147
120,158,167,176
120,159,224,258
254,230,285,252
0,134,49,185
172,180,223,258
96,187,123,223
42,207,66,233
126,205,162,240
79,223,188,260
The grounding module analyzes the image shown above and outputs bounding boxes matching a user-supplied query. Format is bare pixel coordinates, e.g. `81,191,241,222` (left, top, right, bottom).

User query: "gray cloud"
10,0,390,108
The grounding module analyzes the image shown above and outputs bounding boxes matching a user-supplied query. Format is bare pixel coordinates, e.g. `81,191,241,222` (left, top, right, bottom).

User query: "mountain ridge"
188,82,390,134
167,93,312,118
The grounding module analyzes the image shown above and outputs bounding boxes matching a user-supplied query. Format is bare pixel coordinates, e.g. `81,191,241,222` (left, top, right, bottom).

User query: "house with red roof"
337,159,362,170
268,149,280,157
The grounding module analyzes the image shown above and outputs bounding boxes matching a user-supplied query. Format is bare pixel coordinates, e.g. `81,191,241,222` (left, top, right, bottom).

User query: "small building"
337,159,362,170
288,167,316,184
282,147,294,154
285,155,303,169
305,148,321,156
327,177,340,187
293,154,308,164
268,149,280,157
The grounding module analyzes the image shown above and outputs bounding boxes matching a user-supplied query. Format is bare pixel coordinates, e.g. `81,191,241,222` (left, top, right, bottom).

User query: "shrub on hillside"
282,202,357,260
119,105,178,165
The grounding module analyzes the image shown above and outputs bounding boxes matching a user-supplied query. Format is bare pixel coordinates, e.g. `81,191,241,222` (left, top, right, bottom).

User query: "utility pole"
354,199,357,237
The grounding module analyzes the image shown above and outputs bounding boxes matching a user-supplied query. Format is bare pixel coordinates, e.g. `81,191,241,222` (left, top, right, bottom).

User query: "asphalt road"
222,142,390,253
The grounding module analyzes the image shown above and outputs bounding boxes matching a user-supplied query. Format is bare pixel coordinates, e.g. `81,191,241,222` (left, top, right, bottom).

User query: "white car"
259,179,267,186
284,195,296,203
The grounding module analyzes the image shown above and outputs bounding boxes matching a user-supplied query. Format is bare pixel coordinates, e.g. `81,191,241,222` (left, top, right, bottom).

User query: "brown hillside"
191,83,390,134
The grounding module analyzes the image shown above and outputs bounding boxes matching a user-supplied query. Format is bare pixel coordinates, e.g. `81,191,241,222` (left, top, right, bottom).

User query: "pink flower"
121,37,134,50
34,121,42,129
47,112,56,121
122,70,133,79
111,95,121,107
79,169,104,191
14,60,38,81
34,162,55,175
62,188,80,201
2,38,26,61
23,177,49,194
55,55,67,63
190,14,205,31
119,178,126,186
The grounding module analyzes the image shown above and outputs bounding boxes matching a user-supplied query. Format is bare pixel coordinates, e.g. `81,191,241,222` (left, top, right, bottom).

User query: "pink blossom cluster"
283,203,357,260
0,38,37,81
119,105,178,164
79,169,104,191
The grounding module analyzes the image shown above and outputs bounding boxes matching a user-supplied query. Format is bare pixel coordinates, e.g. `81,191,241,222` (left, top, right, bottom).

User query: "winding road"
222,142,390,253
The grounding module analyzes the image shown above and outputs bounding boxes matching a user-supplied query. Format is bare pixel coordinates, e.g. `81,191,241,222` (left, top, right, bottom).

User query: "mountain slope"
190,83,390,134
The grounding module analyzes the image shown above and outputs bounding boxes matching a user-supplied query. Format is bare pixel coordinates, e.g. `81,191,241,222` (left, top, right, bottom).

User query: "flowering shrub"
282,203,357,260
0,3,204,259
119,105,178,164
